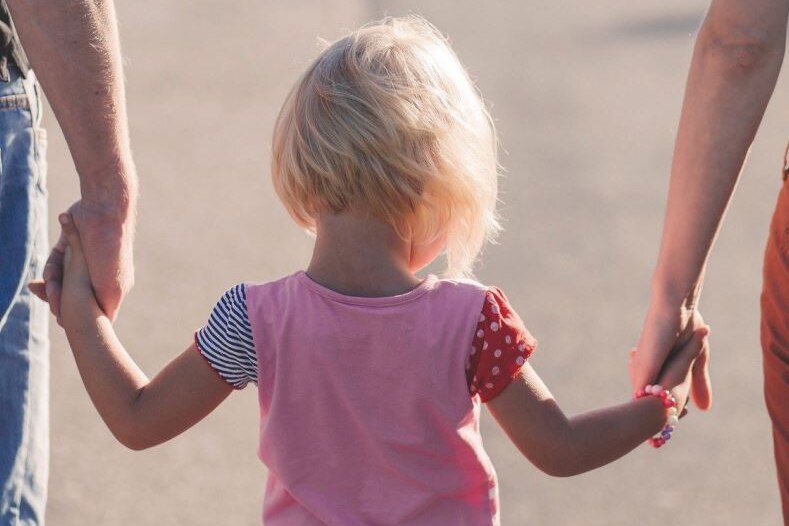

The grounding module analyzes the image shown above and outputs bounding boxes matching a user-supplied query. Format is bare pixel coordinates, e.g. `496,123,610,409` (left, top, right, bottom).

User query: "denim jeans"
0,63,49,526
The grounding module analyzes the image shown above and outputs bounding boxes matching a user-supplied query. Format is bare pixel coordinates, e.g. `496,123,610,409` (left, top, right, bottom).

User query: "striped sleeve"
195,284,258,389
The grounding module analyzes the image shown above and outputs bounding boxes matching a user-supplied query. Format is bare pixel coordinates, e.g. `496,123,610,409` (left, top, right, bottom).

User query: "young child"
56,16,708,525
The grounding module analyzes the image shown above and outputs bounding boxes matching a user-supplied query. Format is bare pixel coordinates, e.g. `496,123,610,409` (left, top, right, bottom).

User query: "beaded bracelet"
634,384,679,448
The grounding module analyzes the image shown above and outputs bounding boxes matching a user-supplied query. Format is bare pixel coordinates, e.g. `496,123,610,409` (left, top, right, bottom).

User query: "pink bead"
659,390,669,399
662,397,675,408
635,389,646,399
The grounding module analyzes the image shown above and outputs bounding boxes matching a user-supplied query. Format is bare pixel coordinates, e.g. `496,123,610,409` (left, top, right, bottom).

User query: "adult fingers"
691,342,712,410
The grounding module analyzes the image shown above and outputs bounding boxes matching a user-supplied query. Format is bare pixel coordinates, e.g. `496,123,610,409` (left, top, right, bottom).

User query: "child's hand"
59,213,102,327
653,323,710,413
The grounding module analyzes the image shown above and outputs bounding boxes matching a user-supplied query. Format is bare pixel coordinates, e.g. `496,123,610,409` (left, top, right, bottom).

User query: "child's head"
272,16,500,277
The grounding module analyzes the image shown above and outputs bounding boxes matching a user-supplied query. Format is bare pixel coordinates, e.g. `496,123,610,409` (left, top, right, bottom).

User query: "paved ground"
41,1,787,524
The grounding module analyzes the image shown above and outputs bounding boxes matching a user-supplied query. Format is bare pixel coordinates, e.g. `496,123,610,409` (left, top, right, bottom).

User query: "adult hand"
29,198,135,323
653,324,710,414
629,304,712,410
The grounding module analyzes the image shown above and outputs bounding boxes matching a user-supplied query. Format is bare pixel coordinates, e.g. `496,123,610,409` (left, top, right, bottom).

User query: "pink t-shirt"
197,271,536,525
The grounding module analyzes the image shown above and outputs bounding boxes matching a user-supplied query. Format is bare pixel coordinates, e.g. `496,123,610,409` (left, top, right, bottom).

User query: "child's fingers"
658,326,710,388
38,231,67,319
59,213,83,252
28,280,48,302
59,213,93,289
683,325,709,361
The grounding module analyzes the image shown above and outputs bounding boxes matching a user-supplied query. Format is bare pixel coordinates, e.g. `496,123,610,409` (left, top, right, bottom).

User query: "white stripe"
196,284,258,388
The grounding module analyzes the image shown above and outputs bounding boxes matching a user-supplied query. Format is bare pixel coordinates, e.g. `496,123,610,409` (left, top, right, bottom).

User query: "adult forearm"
6,0,136,214
651,7,786,308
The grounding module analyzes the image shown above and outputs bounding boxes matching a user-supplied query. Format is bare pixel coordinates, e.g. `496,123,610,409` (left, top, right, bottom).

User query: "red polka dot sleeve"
467,287,538,402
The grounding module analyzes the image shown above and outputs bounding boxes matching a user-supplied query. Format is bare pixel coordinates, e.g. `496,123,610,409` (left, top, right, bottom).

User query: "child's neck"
306,208,422,298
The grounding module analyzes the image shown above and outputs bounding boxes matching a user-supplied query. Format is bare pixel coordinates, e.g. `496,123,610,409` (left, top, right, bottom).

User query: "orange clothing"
762,144,789,524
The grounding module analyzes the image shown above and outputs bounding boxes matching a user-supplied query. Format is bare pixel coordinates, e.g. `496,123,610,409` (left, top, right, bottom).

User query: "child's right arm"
58,214,234,450
486,327,708,477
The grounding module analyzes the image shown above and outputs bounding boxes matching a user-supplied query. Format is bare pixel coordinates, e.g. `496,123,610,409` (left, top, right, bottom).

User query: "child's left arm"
58,214,233,450
486,326,707,477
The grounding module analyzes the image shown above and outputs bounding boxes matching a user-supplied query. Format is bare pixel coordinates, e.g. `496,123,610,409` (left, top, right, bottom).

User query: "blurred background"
41,1,787,524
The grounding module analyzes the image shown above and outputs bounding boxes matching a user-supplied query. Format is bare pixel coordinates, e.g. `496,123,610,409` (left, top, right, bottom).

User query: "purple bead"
665,425,674,433
661,432,672,440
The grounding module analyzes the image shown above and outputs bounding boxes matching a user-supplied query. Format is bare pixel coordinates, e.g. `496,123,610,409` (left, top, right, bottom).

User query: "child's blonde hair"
272,15,500,277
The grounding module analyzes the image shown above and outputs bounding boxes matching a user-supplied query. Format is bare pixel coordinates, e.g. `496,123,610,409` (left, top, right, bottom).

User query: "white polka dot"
491,366,500,375
476,329,484,338
505,335,512,345
490,322,499,332
517,344,525,352
515,356,525,366
482,341,488,350
485,382,494,389
494,349,502,358
471,346,477,355
488,487,496,499
491,304,500,314
479,313,486,322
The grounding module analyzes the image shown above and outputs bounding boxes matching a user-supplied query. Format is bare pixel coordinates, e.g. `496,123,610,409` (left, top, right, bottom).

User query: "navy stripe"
196,284,257,388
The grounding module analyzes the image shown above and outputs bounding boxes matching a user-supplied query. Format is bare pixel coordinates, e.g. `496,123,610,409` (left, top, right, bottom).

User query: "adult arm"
630,0,789,408
13,0,138,321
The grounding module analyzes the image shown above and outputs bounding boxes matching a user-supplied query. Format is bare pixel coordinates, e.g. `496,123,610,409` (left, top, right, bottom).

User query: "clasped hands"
630,303,712,412
28,199,134,325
